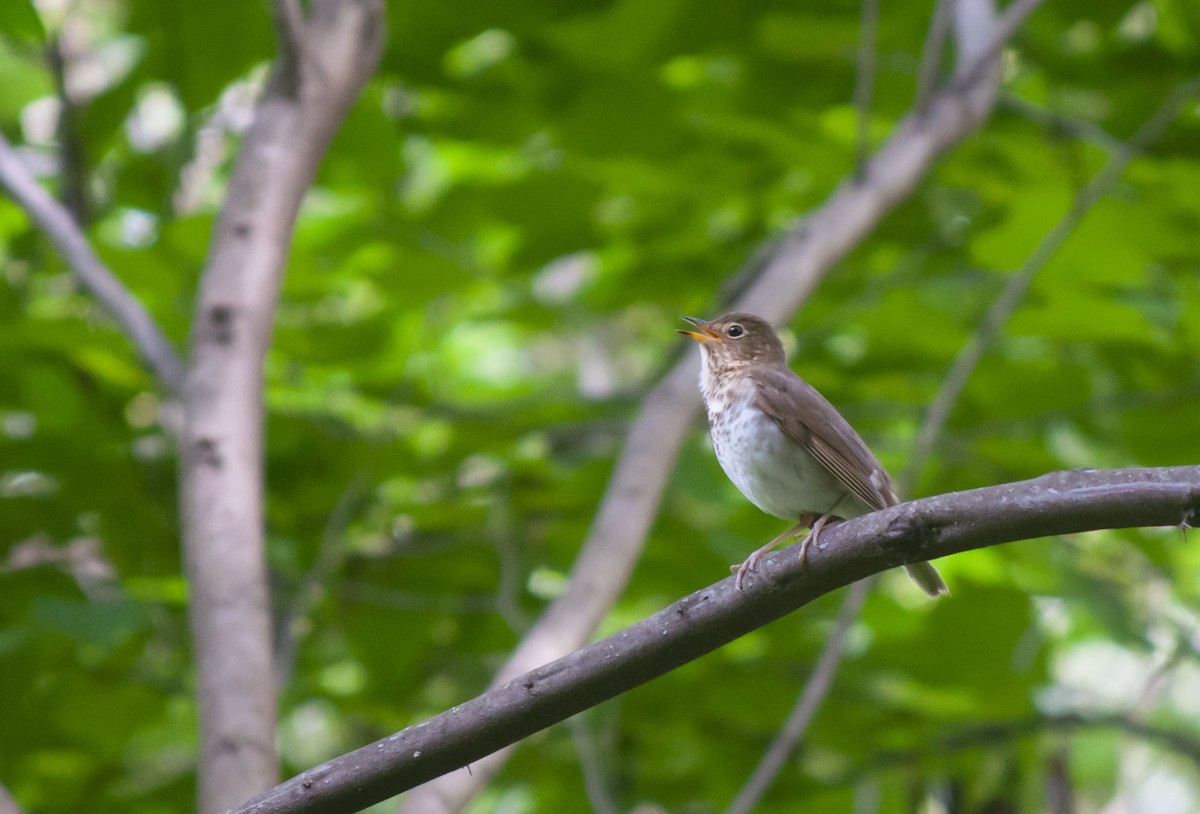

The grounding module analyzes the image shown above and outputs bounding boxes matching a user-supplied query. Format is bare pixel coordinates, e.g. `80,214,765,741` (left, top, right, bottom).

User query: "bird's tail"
904,561,949,597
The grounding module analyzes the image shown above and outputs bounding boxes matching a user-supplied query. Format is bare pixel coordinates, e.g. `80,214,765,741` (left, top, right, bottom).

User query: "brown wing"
753,367,898,512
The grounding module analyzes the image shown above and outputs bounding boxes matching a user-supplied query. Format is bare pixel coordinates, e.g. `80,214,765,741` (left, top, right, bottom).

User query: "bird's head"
678,312,787,369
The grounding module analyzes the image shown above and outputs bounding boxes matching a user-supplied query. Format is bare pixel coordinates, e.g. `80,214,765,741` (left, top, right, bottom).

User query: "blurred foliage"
1,0,1200,812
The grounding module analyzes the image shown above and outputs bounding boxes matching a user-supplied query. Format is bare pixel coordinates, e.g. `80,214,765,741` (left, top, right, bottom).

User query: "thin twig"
855,712,1200,775
902,74,1200,493
567,714,621,814
915,0,953,114
724,578,873,814
951,0,1046,92
853,0,880,180
999,94,1125,153
46,33,88,224
489,484,531,633
274,476,369,690
0,133,186,392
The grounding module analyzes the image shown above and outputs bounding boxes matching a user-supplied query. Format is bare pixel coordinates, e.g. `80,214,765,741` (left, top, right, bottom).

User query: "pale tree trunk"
180,2,384,812
0,2,384,808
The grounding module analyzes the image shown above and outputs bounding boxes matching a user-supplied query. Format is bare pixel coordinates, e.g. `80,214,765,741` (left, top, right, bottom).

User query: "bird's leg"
730,512,823,592
795,512,834,563
796,494,852,561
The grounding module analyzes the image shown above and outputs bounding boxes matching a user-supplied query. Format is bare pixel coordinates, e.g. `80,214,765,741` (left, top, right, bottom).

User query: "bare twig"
724,578,873,814
915,0,953,114
567,714,621,814
46,33,88,224
902,74,1200,493
233,467,1200,814
999,95,1125,152
856,711,1200,774
853,0,880,179
1045,749,1076,814
0,133,186,391
488,484,531,633
275,476,369,690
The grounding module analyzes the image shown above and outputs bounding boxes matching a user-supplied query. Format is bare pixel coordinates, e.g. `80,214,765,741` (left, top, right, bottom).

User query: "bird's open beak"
677,316,720,343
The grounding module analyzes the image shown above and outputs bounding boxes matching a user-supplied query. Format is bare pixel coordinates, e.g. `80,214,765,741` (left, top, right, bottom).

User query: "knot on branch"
879,509,944,566
194,437,224,469
205,303,237,346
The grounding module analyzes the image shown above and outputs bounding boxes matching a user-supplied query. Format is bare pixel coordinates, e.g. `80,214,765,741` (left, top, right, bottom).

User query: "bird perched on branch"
679,312,947,596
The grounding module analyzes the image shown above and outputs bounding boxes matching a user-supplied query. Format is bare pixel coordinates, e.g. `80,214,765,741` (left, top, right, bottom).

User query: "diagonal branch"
235,466,1200,814
0,132,186,392
732,68,1199,802
397,2,1036,811
0,781,24,814
719,1,1025,803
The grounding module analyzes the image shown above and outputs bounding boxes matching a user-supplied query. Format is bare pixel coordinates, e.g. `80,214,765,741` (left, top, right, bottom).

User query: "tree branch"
179,2,384,811
857,711,1200,774
274,476,369,689
46,33,88,225
718,2,1019,802
0,132,186,392
398,1,1027,809
853,0,880,178
0,782,24,814
950,0,1045,92
234,466,1200,814
914,0,952,114
567,714,620,814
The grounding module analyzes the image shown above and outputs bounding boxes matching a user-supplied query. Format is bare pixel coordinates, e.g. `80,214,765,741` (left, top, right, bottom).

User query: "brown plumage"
680,312,947,596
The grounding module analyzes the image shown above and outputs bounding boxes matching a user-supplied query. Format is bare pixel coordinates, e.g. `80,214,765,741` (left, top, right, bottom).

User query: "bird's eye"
727,324,744,338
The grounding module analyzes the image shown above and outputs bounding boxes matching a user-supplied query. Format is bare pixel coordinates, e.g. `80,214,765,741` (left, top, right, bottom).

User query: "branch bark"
398,2,1026,811
856,711,1200,773
0,782,23,814
179,2,383,812
0,132,186,392
234,466,1200,814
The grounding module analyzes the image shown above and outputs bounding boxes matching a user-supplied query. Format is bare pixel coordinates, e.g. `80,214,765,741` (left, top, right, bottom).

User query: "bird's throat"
699,356,754,419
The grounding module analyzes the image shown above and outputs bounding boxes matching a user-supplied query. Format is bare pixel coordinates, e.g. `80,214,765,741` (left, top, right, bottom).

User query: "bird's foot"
730,518,812,592
732,551,765,593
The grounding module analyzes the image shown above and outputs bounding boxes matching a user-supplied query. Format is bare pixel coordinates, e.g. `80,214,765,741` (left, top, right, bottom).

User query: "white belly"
708,392,866,521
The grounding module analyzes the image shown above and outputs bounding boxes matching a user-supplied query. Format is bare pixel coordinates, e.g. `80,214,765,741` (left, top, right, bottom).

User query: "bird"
679,312,947,596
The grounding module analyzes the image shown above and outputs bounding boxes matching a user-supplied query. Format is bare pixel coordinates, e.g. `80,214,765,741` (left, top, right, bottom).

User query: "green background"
1,0,1199,811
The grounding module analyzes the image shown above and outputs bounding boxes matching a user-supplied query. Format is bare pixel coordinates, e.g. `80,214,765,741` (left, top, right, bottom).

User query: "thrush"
679,312,948,596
